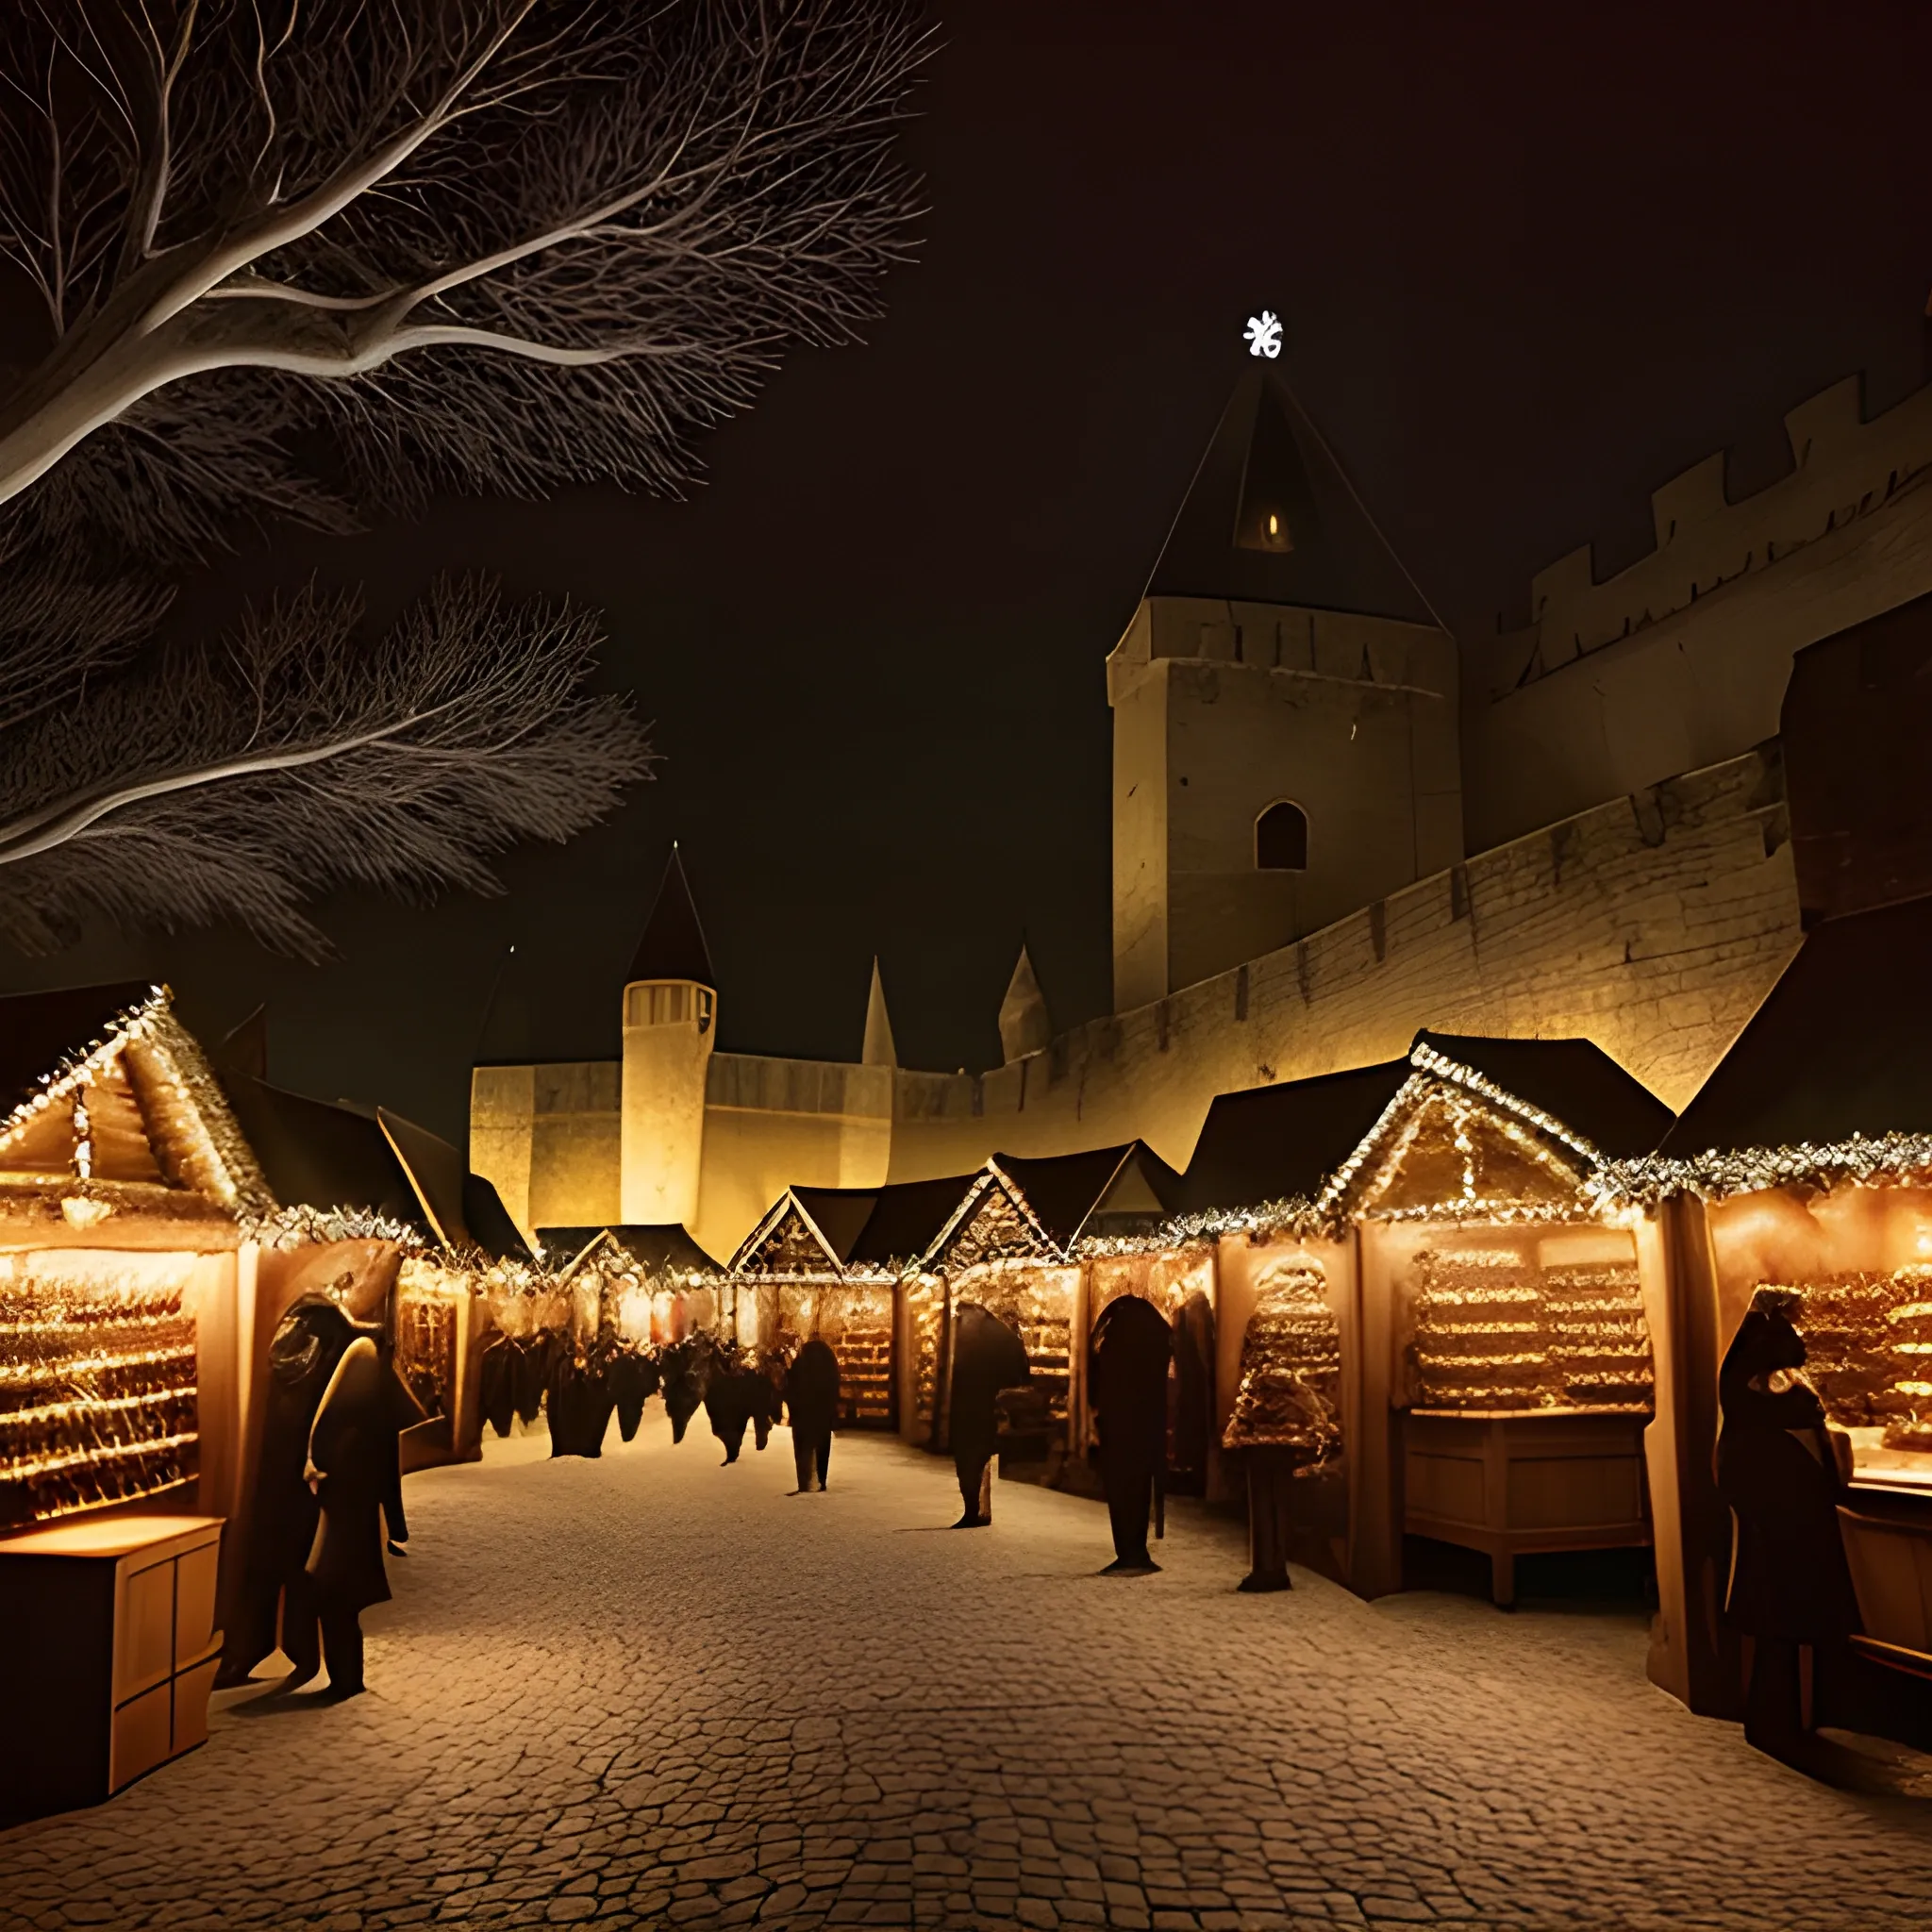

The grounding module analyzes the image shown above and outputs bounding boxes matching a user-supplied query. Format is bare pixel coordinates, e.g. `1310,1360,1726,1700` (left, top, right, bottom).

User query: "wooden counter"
0,1513,224,1815
1403,1408,1652,1607
1839,1482,1932,1681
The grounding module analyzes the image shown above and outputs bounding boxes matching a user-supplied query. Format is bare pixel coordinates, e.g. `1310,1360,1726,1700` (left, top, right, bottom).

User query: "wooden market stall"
1634,893,1932,1724
1170,1032,1674,1602
729,1185,904,1427
0,982,270,1807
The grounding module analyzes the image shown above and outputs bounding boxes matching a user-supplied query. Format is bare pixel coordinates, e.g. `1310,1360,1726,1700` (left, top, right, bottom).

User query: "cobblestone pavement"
4,1423,1930,1932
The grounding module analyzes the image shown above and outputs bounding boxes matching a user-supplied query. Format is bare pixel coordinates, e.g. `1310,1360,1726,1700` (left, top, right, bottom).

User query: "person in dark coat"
608,1346,662,1443
947,1303,1031,1527
1715,1288,1861,1758
786,1337,841,1493
661,1335,711,1443
1089,1294,1173,1574
302,1337,392,1698
547,1341,615,1457
217,1294,357,1687
704,1350,777,1464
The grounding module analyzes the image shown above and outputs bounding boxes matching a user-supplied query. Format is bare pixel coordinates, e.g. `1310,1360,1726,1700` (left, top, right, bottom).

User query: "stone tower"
620,846,717,1227
1108,359,1464,1010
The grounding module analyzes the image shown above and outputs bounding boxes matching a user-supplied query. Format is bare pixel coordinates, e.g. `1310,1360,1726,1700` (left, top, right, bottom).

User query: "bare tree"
0,0,928,550
0,576,648,956
0,0,925,954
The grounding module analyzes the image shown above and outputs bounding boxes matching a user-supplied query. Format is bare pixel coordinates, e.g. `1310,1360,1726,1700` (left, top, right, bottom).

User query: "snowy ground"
2,1420,1929,1931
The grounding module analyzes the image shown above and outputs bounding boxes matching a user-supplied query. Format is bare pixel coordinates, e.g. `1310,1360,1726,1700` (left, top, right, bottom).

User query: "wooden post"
1348,1224,1405,1598
1653,1193,1742,1717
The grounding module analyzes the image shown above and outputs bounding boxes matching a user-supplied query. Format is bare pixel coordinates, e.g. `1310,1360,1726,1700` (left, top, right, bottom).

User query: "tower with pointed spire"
1108,354,1464,1010
621,846,718,1226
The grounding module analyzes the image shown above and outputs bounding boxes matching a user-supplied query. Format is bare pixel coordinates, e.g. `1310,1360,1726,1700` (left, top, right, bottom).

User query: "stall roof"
0,980,156,1117
1178,1031,1674,1218
845,1174,981,1269
1414,1031,1674,1159
540,1223,722,1278
1177,1058,1413,1214
1660,894,1932,1157
992,1143,1182,1250
220,1071,528,1260
0,980,267,1220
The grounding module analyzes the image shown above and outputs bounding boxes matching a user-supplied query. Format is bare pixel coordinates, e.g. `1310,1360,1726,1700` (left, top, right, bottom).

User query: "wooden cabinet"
0,1513,224,1815
1403,1409,1651,1607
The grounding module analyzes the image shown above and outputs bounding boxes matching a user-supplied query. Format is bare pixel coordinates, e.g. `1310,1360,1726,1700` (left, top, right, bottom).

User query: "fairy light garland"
1605,1131,1932,1209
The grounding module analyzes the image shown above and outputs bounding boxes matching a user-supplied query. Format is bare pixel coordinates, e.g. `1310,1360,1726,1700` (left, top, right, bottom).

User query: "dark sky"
5,0,1929,1149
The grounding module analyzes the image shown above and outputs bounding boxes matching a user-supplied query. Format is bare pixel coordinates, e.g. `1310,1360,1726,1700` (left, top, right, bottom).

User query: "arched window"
1255,800,1308,872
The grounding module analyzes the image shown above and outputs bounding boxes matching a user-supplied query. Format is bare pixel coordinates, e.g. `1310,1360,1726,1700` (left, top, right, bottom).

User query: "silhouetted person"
1170,1289,1217,1496
786,1337,841,1492
948,1303,1031,1526
705,1352,775,1464
217,1294,356,1687
378,1340,416,1557
1716,1289,1860,1760
1089,1294,1172,1574
608,1346,662,1442
548,1341,615,1457
661,1335,711,1443
1222,1299,1341,1593
302,1337,392,1698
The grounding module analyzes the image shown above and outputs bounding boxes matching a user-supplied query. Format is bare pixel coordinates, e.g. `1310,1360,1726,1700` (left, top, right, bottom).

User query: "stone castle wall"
885,748,1800,1182
1464,378,1932,850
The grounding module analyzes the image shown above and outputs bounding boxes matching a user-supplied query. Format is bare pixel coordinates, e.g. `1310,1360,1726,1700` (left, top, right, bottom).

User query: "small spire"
626,845,715,987
862,957,897,1068
998,943,1051,1062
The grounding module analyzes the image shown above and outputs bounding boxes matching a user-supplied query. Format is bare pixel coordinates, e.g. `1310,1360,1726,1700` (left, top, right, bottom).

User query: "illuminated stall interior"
0,983,268,1532
729,1185,902,1425
1644,893,1932,1702
541,1223,723,1348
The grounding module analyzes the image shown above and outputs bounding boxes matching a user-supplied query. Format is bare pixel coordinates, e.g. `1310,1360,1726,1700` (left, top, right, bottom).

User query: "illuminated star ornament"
1244,309,1283,359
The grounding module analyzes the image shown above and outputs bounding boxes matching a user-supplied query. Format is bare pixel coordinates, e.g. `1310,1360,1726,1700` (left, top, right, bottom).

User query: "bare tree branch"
0,0,931,542
0,575,653,958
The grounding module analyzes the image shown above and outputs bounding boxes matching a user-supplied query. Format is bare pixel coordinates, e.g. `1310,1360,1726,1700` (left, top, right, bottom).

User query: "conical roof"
626,846,715,988
1146,363,1434,623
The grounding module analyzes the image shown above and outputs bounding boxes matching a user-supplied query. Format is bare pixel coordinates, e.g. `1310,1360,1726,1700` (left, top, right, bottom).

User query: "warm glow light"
1244,309,1282,358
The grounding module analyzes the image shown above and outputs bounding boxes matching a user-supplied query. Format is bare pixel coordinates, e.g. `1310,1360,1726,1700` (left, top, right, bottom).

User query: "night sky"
3,1,1929,1150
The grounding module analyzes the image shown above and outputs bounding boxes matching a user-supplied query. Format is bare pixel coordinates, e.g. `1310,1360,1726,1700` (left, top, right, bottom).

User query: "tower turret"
620,846,717,1226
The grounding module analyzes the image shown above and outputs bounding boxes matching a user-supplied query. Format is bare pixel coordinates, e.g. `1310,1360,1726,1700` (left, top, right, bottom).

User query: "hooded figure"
786,1337,842,1493
1716,1288,1861,1756
947,1303,1032,1527
660,1335,712,1443
1089,1295,1173,1574
217,1294,356,1686
303,1337,391,1697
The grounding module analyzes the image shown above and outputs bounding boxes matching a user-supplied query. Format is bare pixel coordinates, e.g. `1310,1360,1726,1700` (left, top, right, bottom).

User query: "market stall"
1631,893,1932,1722
1163,1033,1673,1599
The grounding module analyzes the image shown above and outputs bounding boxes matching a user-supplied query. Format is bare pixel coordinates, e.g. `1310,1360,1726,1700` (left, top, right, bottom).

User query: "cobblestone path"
3,1424,1929,1931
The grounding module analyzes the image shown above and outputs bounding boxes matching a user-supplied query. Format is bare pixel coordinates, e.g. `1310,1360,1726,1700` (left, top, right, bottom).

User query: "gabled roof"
219,1072,528,1260
1660,894,1932,1158
626,846,716,987
540,1224,722,1280
994,1143,1183,1248
1145,363,1434,623
1175,1031,1674,1224
1177,1058,1413,1215
0,982,268,1219
1414,1031,1674,1160
730,1185,881,1275
845,1174,981,1269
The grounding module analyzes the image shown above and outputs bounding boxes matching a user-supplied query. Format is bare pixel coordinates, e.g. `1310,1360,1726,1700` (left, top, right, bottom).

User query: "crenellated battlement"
1512,375,1932,685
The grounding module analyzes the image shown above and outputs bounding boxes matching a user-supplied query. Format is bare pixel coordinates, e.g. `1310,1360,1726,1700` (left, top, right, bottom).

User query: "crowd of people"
212,1290,1352,1703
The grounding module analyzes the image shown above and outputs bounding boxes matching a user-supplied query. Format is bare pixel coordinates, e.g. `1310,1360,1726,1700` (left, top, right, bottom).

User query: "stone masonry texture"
3,1424,1929,1931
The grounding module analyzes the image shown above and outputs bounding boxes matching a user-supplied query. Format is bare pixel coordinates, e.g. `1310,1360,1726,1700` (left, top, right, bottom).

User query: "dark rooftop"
1660,894,1932,1156
1144,362,1436,624
626,846,716,988
0,980,156,1121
